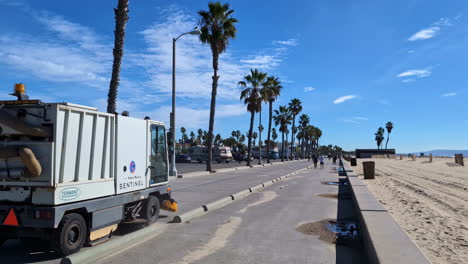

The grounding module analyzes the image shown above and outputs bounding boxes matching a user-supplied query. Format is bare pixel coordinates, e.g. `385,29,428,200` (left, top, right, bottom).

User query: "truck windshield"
150,124,168,184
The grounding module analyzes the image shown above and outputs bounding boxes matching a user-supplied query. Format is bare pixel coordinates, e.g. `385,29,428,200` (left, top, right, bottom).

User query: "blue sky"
0,0,467,153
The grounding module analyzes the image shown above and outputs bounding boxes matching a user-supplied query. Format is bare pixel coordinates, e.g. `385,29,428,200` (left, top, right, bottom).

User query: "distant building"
355,149,395,158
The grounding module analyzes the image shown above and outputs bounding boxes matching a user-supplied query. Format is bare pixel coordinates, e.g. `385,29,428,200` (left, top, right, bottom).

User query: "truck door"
148,124,168,185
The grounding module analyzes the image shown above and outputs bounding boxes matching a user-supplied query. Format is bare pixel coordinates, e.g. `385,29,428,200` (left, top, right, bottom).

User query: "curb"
178,159,306,178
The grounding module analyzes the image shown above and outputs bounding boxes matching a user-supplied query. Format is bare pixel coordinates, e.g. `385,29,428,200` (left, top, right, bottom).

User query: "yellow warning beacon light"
14,83,26,94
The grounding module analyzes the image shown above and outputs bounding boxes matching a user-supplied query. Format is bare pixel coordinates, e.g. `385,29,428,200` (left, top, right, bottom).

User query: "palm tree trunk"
266,101,272,163
206,50,220,172
385,133,390,150
107,0,129,114
291,115,295,160
281,131,285,162
247,111,255,166
258,111,262,164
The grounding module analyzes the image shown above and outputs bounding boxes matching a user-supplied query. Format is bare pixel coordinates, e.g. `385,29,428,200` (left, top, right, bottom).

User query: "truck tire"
52,213,87,257
143,195,160,226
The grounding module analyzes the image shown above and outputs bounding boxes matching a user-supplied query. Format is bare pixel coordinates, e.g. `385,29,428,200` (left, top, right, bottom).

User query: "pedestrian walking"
333,155,337,164
312,155,318,168
319,156,324,168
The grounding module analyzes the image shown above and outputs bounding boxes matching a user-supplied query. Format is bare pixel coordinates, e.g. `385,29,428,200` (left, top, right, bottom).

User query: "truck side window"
150,125,168,184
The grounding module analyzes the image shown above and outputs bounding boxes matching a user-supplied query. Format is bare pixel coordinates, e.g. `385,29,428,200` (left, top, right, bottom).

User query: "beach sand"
355,157,468,264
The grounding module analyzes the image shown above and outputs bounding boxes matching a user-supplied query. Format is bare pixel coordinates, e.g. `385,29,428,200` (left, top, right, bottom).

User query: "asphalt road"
99,160,366,264
175,158,290,174
0,160,366,263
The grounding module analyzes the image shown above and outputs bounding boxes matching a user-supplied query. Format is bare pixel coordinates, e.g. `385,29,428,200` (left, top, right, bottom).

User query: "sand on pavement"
355,157,467,264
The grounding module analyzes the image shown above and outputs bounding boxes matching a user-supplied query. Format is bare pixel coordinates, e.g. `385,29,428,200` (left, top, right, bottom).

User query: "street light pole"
170,29,201,177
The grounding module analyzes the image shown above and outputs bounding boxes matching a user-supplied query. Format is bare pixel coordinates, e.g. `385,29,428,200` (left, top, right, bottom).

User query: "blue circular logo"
129,161,136,174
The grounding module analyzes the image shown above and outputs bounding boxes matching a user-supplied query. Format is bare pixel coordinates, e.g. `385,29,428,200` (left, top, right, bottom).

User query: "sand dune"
355,157,468,264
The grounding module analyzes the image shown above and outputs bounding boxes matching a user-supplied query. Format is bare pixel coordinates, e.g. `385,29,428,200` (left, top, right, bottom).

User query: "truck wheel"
52,213,87,257
143,196,160,226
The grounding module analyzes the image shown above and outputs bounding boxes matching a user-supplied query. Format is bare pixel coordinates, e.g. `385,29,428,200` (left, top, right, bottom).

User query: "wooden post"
412,155,416,161
429,154,433,163
400,155,403,160
455,154,464,166
363,161,375,179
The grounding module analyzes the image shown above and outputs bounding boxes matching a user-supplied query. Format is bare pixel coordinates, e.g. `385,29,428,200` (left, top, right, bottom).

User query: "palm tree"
273,105,292,161
385,122,393,150
239,69,267,166
189,131,196,145
271,128,278,142
252,132,258,146
261,76,282,163
298,114,310,158
107,0,129,113
375,127,385,149
180,127,187,143
198,2,238,171
214,134,222,145
288,98,302,159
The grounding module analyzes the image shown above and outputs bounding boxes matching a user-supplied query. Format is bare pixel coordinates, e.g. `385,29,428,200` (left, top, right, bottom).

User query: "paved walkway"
100,160,366,264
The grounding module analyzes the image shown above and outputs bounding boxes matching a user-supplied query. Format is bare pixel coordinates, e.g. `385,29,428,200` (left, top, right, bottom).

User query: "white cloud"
442,93,456,97
343,119,359,124
408,26,440,41
304,87,316,92
408,17,453,42
353,116,368,121
240,55,281,69
272,38,298,46
0,14,111,88
333,95,357,104
131,8,293,100
397,69,431,78
402,79,415,83
342,116,368,124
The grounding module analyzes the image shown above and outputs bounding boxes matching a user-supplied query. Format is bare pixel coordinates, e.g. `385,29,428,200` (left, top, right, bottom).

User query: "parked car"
176,153,191,163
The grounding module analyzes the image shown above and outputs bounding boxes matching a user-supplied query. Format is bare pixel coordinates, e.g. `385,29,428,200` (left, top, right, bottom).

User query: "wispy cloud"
397,69,431,78
353,116,368,121
304,86,316,92
333,95,357,104
131,7,296,100
442,92,456,97
342,116,368,124
408,27,440,41
402,79,415,83
272,38,298,46
0,14,111,88
408,17,453,41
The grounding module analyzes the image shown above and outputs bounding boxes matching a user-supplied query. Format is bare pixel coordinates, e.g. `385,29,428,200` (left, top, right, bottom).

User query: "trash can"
350,158,357,166
363,161,375,179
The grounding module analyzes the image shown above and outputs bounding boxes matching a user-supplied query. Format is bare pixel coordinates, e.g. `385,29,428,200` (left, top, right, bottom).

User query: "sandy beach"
355,157,468,264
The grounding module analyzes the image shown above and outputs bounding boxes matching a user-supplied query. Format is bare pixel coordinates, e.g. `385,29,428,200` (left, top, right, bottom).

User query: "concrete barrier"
202,196,234,211
171,206,206,223
341,160,431,264
231,189,251,200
